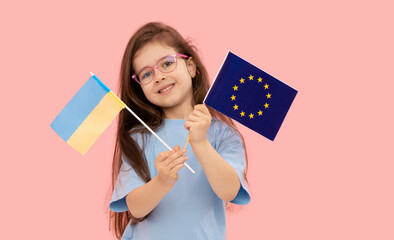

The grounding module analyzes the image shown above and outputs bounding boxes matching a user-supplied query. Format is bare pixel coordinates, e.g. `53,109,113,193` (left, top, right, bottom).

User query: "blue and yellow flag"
204,52,297,141
50,74,126,155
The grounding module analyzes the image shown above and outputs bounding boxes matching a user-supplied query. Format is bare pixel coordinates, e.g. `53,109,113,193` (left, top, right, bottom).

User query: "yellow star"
264,103,269,108
233,85,238,91
240,111,245,117
264,84,269,89
266,93,271,99
258,77,263,83
249,113,254,119
239,78,245,83
258,110,263,115
233,104,239,110
231,95,236,101
249,75,254,80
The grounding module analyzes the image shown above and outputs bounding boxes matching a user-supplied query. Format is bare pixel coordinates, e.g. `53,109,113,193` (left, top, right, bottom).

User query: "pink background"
1,0,393,239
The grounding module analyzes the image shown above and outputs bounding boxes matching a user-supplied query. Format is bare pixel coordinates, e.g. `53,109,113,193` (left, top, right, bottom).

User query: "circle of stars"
230,74,271,119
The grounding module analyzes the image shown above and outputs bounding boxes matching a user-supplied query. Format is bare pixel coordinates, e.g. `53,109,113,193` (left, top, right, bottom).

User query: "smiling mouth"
158,83,175,93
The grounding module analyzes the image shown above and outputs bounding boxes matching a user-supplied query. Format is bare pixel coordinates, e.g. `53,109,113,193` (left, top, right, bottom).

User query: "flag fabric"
50,75,126,155
203,51,297,141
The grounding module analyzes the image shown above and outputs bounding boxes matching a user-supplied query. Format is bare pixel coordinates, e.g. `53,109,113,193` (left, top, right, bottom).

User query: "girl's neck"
163,100,194,120
163,107,193,119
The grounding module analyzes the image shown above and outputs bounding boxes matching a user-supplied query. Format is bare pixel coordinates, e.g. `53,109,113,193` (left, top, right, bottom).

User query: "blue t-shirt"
109,118,250,240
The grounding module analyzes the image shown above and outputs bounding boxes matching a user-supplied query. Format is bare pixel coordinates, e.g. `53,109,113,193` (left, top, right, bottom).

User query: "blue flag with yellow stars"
203,51,297,141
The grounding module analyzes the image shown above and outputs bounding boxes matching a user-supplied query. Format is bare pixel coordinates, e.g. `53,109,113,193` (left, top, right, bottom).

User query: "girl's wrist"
190,138,210,150
154,174,175,189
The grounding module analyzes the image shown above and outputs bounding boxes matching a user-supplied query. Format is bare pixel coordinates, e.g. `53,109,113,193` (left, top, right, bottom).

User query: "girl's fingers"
155,145,186,182
167,155,188,170
168,162,185,178
192,109,205,118
194,104,210,115
184,120,193,131
163,148,186,167
156,145,179,163
157,151,172,162
187,114,200,122
173,145,181,152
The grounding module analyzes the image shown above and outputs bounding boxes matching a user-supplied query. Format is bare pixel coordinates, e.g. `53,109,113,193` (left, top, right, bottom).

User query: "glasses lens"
137,68,153,85
135,55,178,85
158,55,176,73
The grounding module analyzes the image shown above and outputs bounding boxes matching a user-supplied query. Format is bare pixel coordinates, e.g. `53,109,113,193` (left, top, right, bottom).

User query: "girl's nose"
154,70,166,83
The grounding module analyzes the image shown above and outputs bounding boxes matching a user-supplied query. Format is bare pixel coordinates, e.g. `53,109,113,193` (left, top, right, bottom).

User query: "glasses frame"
132,53,190,85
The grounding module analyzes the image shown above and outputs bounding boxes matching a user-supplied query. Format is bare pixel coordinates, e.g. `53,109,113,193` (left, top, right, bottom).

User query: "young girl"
109,22,251,240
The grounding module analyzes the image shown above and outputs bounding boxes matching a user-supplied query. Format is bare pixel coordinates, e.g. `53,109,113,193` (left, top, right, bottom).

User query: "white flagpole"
90,72,195,174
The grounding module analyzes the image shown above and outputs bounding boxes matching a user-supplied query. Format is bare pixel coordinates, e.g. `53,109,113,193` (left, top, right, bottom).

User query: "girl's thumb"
173,145,180,152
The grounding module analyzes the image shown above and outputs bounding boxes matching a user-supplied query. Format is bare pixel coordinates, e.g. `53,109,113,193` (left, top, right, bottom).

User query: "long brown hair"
108,21,249,240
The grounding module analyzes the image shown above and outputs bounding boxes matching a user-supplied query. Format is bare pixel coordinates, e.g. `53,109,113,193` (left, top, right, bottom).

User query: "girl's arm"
191,139,240,201
126,175,173,219
185,104,241,202
126,145,187,219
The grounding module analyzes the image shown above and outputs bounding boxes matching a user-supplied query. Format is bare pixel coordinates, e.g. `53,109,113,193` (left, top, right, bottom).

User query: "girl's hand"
184,104,212,145
154,145,188,186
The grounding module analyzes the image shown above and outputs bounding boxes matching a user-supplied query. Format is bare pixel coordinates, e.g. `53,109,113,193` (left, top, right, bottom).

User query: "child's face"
133,41,196,115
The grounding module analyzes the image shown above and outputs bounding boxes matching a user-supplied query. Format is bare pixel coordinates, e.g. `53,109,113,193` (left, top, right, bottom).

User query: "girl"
109,22,251,240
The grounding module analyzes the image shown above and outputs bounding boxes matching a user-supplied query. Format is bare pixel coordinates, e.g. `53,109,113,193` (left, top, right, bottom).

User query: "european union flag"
204,51,297,141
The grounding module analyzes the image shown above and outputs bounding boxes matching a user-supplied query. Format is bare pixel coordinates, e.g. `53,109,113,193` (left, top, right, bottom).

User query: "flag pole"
124,104,195,174
90,72,195,174
183,133,190,149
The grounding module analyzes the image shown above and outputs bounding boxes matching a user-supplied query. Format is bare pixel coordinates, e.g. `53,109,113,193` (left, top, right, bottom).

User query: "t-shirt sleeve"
216,123,251,205
109,132,148,213
109,154,145,212
109,154,146,212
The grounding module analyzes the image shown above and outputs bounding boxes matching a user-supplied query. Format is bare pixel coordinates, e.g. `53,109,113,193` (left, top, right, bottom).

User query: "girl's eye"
141,71,152,79
162,61,173,68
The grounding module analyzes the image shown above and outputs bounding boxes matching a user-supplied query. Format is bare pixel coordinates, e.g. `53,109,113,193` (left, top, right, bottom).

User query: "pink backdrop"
1,1,393,239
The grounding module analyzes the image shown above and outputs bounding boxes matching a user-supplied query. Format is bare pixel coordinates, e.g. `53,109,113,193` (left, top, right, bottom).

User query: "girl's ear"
186,57,197,78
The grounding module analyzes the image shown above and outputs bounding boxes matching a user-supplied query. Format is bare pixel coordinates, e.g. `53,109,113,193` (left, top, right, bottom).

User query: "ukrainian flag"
50,74,126,155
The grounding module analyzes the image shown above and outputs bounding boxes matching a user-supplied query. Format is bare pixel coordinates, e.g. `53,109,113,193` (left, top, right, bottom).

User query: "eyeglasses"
132,53,190,85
